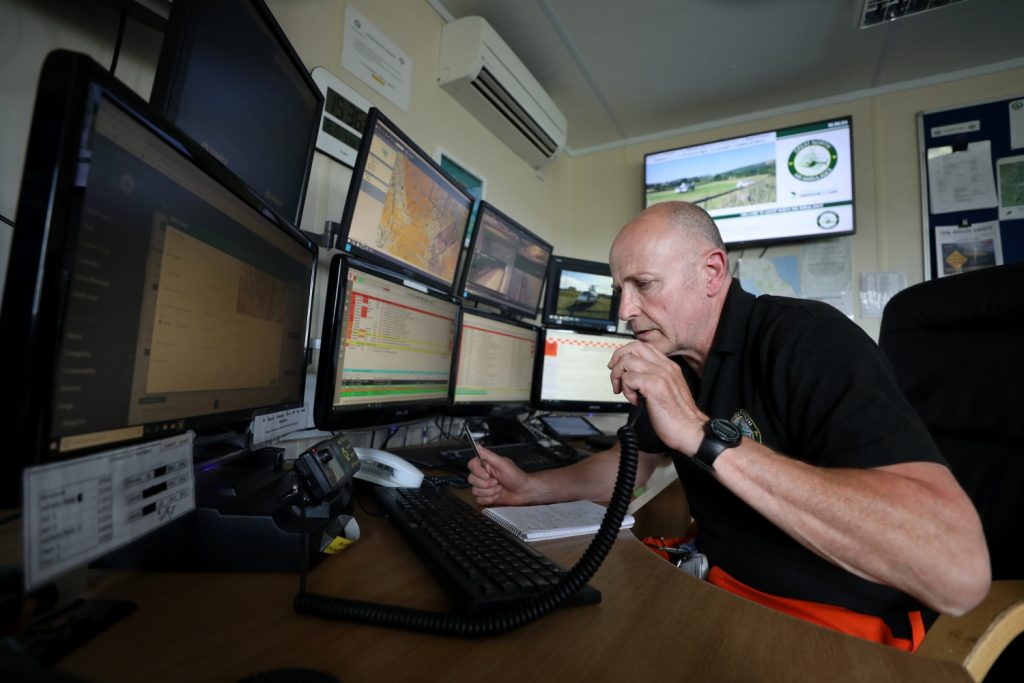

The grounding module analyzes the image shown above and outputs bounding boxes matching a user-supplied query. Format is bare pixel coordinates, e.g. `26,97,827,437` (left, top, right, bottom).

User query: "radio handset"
626,396,646,431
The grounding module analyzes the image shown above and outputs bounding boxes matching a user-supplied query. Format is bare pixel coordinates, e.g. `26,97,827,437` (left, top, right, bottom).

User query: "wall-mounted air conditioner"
438,16,567,168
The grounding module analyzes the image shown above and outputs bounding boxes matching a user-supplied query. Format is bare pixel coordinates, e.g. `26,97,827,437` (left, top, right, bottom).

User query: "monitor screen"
533,329,632,412
314,255,458,430
542,256,621,333
459,202,553,318
0,50,315,517
339,108,474,294
452,309,538,408
644,116,854,248
150,0,323,226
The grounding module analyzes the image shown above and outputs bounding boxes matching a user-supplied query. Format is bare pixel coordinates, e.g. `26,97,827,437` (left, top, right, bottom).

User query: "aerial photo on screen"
646,141,777,211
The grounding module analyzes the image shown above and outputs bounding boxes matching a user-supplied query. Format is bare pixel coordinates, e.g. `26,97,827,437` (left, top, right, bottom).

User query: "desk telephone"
353,447,424,488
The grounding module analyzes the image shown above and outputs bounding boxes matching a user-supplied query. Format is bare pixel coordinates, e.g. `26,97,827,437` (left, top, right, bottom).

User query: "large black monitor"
314,255,459,431
458,202,553,319
644,116,855,249
0,51,317,577
150,0,323,226
450,309,539,413
542,256,620,333
533,329,632,413
338,108,474,294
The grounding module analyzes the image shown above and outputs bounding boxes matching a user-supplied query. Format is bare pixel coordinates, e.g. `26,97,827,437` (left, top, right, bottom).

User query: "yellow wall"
566,66,1024,336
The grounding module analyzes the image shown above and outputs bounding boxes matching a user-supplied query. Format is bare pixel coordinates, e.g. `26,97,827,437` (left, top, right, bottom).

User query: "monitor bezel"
0,50,318,506
541,255,621,333
457,201,554,320
149,0,323,227
314,254,460,432
642,115,856,250
447,307,540,416
531,328,634,414
337,107,474,296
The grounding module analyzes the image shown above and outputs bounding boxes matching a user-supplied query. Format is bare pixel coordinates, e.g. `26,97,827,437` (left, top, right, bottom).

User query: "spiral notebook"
482,500,635,542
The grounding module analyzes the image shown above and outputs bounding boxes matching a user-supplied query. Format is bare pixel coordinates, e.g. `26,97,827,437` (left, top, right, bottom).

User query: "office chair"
878,263,1024,682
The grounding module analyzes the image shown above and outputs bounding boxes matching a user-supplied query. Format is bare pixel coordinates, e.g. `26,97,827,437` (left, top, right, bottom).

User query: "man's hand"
608,340,707,455
467,447,533,506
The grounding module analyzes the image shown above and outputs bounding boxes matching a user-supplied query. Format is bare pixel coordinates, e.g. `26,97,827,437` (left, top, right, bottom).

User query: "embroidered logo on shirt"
731,409,762,443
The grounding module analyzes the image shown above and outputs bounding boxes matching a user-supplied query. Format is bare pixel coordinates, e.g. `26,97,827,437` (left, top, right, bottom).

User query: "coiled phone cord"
293,405,643,637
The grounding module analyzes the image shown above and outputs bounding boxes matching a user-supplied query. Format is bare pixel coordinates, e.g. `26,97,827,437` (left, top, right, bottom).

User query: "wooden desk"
15,491,970,683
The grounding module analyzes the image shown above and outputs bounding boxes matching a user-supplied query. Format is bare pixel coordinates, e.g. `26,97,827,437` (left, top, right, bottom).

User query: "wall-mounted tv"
644,116,854,249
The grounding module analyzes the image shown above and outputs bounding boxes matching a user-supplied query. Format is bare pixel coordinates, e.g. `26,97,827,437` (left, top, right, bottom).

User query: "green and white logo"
788,139,838,181
817,210,839,230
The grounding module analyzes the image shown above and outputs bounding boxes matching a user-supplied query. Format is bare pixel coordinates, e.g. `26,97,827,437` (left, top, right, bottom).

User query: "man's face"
610,223,709,357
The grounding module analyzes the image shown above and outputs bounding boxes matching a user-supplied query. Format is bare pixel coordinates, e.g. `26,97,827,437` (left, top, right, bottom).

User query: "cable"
109,8,127,74
0,213,13,229
293,402,643,637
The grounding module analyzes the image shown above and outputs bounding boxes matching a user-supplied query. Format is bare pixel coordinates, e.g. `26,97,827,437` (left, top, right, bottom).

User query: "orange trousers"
709,566,925,651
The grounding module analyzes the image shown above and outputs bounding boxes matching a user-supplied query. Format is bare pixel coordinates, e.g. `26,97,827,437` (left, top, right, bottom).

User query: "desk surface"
11,487,970,683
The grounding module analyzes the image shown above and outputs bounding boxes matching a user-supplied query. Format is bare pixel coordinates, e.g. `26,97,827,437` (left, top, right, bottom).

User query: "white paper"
1010,99,1024,150
996,155,1024,220
341,5,412,112
934,221,1003,278
859,271,906,319
23,432,195,590
927,141,998,214
252,407,307,445
800,237,853,317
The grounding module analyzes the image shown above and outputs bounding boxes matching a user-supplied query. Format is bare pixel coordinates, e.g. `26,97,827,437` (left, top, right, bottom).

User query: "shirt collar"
708,278,755,357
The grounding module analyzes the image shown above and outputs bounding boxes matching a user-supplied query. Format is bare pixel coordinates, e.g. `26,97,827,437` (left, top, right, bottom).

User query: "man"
468,201,990,651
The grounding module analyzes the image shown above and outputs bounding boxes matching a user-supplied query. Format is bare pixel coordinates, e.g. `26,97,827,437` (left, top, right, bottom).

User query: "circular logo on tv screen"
788,140,838,181
817,210,840,230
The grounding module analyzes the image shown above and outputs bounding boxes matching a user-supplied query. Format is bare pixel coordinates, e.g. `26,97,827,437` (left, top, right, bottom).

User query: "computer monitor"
338,108,474,294
150,0,323,226
644,116,855,249
458,202,553,319
533,329,632,413
0,51,317,582
542,256,621,333
450,309,539,412
314,255,459,431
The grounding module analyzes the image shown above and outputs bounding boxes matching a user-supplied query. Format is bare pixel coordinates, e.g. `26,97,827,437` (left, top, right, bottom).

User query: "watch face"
709,418,741,442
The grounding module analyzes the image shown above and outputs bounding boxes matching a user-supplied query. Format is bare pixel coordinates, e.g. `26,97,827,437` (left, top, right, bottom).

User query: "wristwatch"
692,418,742,473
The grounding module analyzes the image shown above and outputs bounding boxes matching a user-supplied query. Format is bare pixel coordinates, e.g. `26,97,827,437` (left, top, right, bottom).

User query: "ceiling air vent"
861,0,968,28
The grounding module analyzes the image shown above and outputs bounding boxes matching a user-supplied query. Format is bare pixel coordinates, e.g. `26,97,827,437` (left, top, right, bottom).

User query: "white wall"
566,67,1024,338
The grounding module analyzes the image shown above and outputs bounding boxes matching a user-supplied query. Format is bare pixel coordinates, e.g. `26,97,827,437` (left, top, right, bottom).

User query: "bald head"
618,201,724,251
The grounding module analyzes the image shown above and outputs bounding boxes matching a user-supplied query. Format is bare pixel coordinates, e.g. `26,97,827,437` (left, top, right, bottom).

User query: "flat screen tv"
314,255,459,431
337,108,474,295
458,201,553,319
0,50,317,505
150,0,323,227
541,256,620,333
644,116,854,249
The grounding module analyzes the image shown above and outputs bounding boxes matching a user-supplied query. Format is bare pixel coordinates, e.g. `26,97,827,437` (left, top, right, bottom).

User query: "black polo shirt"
636,280,946,630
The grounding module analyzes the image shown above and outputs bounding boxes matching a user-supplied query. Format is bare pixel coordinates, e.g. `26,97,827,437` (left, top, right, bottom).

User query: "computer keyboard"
395,439,582,473
376,485,601,613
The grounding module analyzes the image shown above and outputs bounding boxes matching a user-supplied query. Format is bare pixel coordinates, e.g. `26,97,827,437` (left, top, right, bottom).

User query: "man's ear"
704,249,729,297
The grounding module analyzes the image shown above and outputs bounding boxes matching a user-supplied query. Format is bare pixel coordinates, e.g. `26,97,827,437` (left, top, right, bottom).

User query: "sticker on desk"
322,516,361,554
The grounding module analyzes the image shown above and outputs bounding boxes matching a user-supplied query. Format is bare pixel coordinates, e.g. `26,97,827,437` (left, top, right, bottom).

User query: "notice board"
918,96,1024,280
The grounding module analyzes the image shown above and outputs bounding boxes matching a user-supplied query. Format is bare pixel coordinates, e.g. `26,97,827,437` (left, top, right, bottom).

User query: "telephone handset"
353,447,424,488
